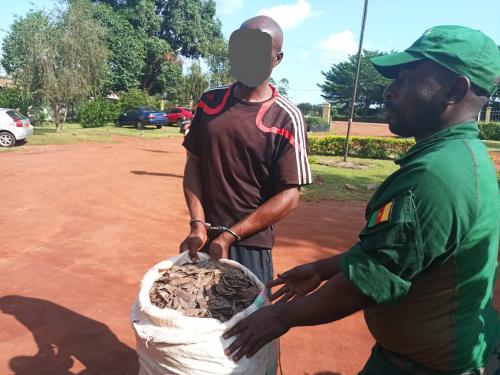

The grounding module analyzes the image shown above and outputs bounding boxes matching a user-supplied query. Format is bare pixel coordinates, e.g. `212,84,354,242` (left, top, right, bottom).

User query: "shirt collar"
395,122,479,166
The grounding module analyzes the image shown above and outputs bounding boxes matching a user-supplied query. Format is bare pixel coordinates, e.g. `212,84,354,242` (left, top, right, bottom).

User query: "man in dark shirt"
180,15,312,284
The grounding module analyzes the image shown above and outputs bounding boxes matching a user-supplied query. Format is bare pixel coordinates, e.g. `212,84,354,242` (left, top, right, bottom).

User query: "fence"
489,110,500,122
479,107,500,122
296,103,331,132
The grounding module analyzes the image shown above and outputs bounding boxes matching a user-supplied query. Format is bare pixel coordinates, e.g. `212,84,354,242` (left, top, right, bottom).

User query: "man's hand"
223,305,289,362
268,263,322,303
179,222,207,260
208,232,233,260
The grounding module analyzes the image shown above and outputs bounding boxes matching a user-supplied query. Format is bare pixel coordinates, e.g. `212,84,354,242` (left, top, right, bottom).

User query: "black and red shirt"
183,83,312,248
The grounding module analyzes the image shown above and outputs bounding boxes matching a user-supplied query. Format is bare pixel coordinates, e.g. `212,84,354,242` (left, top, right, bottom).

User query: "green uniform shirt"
340,123,500,373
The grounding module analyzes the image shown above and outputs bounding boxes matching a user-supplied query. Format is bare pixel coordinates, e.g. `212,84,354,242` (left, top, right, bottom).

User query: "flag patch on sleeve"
368,201,393,227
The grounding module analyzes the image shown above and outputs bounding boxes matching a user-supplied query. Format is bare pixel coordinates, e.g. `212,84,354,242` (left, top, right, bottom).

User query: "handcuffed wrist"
223,228,241,242
190,219,205,227
190,219,207,232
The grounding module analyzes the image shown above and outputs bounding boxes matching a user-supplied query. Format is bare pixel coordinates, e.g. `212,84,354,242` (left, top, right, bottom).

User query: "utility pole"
343,0,369,161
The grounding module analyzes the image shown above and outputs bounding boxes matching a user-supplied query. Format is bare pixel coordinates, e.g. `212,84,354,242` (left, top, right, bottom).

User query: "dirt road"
329,121,393,137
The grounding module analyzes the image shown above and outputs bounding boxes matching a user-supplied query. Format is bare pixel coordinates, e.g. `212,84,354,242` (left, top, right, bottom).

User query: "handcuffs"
190,219,242,242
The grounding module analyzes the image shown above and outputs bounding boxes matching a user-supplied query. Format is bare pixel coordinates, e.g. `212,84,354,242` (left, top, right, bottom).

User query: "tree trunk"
54,103,63,132
63,103,68,123
145,81,155,95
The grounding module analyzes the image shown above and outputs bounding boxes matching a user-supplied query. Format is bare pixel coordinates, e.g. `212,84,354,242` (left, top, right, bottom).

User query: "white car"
0,108,33,147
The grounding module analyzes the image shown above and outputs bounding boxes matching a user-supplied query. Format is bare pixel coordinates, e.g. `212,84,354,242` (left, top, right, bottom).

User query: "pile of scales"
149,260,261,322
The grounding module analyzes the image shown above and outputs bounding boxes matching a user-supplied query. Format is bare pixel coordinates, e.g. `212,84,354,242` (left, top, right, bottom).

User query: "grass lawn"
0,122,182,152
303,139,500,202
302,156,398,201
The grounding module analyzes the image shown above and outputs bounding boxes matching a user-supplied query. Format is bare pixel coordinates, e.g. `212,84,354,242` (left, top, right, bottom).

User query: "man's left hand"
223,305,290,362
208,232,233,260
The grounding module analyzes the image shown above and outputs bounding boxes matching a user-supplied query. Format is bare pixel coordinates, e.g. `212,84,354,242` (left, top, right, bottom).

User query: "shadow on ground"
0,295,138,375
139,149,171,154
130,170,183,178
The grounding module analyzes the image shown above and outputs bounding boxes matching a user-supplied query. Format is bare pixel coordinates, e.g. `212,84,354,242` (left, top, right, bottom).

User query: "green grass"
0,122,182,152
302,156,398,202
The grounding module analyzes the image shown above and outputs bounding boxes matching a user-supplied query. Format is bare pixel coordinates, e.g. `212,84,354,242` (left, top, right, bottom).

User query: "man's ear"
445,76,470,104
274,51,284,67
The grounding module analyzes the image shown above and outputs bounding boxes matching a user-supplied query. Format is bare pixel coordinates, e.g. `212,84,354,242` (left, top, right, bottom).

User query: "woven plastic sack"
131,251,278,374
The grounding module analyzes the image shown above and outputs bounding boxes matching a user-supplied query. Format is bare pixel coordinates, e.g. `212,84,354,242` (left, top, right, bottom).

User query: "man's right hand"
267,263,322,303
179,222,207,261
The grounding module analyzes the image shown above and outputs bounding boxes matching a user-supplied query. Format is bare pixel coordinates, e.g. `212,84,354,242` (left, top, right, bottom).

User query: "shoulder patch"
368,201,393,227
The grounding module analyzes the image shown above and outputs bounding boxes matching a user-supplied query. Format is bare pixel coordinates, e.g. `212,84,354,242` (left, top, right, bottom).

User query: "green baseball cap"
371,25,500,94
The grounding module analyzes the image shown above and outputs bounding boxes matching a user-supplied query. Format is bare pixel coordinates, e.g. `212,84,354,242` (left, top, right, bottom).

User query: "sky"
1,0,499,104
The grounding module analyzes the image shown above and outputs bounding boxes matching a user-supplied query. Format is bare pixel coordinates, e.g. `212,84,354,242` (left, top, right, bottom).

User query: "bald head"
229,15,284,87
240,16,283,53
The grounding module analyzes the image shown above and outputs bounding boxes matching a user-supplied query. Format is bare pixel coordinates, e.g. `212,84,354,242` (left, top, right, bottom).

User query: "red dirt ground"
0,136,498,375
329,121,393,137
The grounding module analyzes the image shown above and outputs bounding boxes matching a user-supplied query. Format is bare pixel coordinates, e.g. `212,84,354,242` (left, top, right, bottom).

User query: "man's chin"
388,119,398,135
388,122,412,138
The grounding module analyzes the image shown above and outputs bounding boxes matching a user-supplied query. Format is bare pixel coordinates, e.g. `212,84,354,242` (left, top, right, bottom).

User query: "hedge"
80,98,119,128
305,115,324,124
118,88,159,111
479,122,500,141
309,135,415,160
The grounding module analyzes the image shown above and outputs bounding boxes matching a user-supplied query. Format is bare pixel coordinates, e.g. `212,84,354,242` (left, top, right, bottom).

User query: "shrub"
0,87,32,115
118,89,159,111
305,115,324,125
28,106,50,125
479,122,500,141
80,98,119,128
309,135,415,160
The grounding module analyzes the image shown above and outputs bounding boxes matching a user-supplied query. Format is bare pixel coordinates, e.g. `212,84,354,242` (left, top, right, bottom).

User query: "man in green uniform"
223,25,500,374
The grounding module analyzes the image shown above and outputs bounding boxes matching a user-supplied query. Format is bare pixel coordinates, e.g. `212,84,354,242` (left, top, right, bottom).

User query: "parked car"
115,107,167,130
166,107,193,127
0,108,33,147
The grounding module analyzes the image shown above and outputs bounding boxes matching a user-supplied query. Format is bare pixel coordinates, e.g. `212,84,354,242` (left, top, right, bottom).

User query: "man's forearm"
229,186,300,242
183,153,205,222
312,254,343,281
278,272,373,327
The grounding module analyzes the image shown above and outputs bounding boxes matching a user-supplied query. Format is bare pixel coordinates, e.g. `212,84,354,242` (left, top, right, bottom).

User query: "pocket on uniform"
359,192,423,280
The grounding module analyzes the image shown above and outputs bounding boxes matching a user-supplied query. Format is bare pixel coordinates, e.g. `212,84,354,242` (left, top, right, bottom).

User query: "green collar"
395,122,479,166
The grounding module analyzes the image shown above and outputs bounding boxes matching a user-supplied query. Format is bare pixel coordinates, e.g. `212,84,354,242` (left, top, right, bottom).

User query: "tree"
318,50,391,116
269,77,290,98
0,86,32,115
157,59,184,100
92,0,218,95
93,2,145,92
277,78,289,99
178,61,209,104
206,38,233,87
156,0,223,58
1,0,109,132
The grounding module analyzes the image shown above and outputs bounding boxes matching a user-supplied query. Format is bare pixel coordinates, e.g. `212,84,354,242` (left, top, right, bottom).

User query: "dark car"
166,107,193,127
115,107,167,130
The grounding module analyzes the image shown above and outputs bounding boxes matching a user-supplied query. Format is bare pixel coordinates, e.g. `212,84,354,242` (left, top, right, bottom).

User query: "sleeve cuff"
277,177,313,187
340,243,411,304
181,139,200,157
